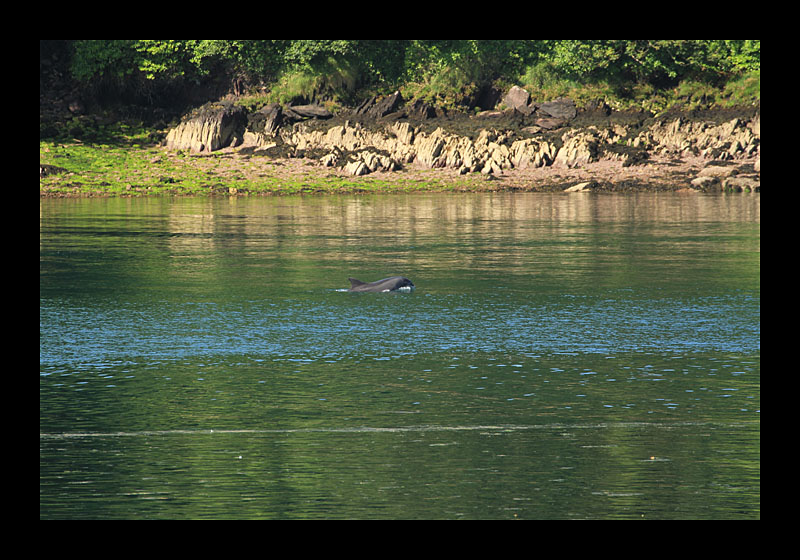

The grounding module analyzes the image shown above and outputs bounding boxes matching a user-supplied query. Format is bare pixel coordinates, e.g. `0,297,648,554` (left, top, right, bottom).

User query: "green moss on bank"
39,139,483,197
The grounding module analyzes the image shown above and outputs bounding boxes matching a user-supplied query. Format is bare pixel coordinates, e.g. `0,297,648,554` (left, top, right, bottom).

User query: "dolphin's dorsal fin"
348,278,365,288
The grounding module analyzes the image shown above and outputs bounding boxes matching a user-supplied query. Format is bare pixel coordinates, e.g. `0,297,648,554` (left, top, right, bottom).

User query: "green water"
40,192,760,519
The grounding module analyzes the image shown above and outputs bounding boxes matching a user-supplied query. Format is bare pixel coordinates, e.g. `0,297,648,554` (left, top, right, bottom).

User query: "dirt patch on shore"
201,148,723,194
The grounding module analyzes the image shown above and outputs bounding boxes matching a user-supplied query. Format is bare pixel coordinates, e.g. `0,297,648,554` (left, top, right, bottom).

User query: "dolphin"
347,276,415,293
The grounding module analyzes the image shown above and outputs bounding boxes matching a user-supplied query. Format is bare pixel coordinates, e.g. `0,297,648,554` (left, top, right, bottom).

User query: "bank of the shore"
40,94,760,197
39,141,758,197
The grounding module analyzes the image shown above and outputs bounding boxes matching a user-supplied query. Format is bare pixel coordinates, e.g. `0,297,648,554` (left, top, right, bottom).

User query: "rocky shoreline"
42,86,761,196
160,86,760,194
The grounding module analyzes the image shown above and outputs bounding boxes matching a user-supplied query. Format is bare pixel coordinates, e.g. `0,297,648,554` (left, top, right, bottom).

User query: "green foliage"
71,40,139,81
65,40,760,109
722,70,761,105
269,55,362,104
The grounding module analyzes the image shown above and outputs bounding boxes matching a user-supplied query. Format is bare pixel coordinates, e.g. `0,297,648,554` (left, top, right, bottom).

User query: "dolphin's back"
347,276,414,293
348,278,367,289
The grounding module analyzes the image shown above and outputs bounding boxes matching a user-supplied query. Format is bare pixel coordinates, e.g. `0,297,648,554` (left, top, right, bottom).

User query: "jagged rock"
356,91,403,118
391,121,416,145
414,128,448,167
481,160,502,175
554,131,600,168
263,105,283,134
344,160,369,176
341,149,399,175
165,102,247,152
509,138,556,169
245,104,284,143
632,116,759,160
361,150,398,172
189,99,760,182
320,147,343,167
323,122,364,151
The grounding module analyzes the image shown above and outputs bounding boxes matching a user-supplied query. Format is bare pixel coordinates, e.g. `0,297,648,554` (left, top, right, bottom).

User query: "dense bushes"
49,40,760,110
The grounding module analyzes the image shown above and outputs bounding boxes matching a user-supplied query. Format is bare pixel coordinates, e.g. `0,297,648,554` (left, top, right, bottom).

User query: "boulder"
165,102,247,152
503,86,530,112
514,103,537,117
538,98,577,120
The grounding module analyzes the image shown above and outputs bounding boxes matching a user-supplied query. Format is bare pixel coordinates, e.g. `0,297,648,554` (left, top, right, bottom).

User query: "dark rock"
406,99,436,120
476,110,505,119
382,110,406,121
356,91,403,119
514,103,537,117
258,103,281,114
538,98,577,120
285,104,332,119
264,105,283,133
40,164,68,178
534,117,567,130
354,95,376,114
622,150,650,167
247,104,283,135
582,99,612,116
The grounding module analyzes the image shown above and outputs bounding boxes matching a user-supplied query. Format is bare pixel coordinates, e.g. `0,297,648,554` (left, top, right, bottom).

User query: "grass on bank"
39,133,481,197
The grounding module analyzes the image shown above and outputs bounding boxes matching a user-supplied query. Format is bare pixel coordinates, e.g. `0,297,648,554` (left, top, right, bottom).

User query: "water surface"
40,192,760,519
